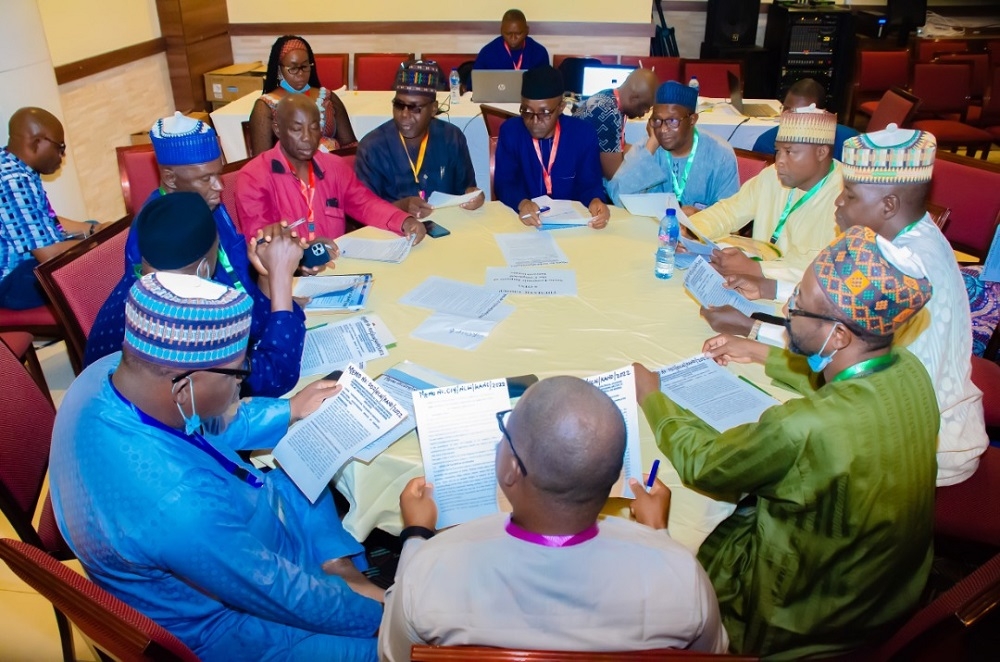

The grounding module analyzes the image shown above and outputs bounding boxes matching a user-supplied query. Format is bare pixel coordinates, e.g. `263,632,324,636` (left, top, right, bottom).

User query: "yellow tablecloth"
301,201,790,553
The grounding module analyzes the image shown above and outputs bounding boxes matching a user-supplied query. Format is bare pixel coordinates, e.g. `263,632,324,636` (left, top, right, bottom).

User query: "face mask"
196,258,211,280
279,79,309,94
201,400,241,437
786,319,840,372
172,378,202,435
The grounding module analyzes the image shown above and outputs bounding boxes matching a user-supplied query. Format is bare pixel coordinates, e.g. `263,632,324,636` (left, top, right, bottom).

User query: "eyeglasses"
281,62,312,75
392,99,433,114
40,136,66,154
496,409,528,476
785,288,841,325
649,116,690,130
171,364,252,385
519,107,559,122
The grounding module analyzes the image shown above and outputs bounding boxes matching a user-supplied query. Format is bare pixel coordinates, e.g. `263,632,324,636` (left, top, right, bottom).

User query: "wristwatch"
85,220,100,236
399,526,435,544
748,319,763,341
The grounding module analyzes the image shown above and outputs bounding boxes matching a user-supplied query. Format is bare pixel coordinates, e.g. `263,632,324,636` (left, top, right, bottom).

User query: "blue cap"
149,112,221,166
655,81,697,112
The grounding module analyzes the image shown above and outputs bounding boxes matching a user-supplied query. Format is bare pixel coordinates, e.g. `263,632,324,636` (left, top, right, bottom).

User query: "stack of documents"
428,190,481,208
293,274,372,312
401,276,515,350
494,231,569,267
531,195,593,230
337,235,415,263
300,314,395,376
684,258,775,317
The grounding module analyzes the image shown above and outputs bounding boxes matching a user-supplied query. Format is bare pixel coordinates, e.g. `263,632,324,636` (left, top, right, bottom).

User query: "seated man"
355,60,484,219
51,272,384,661
607,81,739,213
690,106,842,288
495,66,610,229
85,193,306,398
473,9,549,73
572,68,659,179
1,107,103,309
237,94,426,243
380,376,728,660
634,225,938,658
751,78,858,161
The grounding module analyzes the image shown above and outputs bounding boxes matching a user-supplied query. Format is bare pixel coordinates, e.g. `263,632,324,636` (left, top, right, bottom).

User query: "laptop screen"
581,66,635,98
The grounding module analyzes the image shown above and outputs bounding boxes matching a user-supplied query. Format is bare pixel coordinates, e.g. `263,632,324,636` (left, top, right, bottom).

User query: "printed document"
300,314,391,376
657,354,779,431
413,378,512,528
274,364,407,502
584,366,644,499
411,312,509,350
293,274,372,312
494,231,569,267
337,235,415,263
532,195,591,229
484,267,577,296
428,190,481,208
684,257,774,316
400,276,509,319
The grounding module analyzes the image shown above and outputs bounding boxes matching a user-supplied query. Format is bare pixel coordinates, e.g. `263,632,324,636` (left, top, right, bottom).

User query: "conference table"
292,201,792,554
211,91,782,203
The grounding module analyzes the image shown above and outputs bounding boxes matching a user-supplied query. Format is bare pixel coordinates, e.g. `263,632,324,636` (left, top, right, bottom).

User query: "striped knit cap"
775,104,836,145
813,226,932,337
124,272,252,369
841,125,936,184
395,60,441,97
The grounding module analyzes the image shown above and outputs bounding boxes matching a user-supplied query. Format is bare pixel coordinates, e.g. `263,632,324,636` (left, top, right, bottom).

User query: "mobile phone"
423,220,451,238
300,242,332,268
506,374,539,398
323,369,343,381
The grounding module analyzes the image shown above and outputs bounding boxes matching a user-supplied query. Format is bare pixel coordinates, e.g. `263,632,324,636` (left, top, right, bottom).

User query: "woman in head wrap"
247,35,357,156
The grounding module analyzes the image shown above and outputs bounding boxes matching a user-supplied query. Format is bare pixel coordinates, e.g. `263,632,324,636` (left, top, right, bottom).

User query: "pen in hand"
645,459,660,491
519,205,552,220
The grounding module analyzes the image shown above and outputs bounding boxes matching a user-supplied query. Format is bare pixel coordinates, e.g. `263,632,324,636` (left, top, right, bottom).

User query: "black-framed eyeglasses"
40,136,66,154
171,365,252,385
519,107,559,122
785,288,841,325
392,98,433,114
496,409,528,476
282,62,312,75
649,116,689,130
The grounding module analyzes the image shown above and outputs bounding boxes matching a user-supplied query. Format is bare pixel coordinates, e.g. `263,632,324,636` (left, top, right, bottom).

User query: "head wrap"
395,60,441,97
775,104,837,145
841,124,936,184
124,272,252,369
149,112,220,167
137,192,217,271
521,65,564,100
279,38,309,61
655,81,697,112
813,226,932,337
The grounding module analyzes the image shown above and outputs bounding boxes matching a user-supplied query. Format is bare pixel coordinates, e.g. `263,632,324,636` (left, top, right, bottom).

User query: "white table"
296,201,791,553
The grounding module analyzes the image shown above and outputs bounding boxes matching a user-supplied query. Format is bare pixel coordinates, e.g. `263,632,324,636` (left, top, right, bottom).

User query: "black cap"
137,192,217,270
521,65,564,100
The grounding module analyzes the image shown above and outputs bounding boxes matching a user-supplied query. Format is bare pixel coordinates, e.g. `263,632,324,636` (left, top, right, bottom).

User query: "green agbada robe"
642,348,938,659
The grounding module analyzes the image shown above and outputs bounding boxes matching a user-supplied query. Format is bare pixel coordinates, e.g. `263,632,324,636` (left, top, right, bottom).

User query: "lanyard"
770,162,835,245
531,122,561,195
830,352,897,383
107,374,264,488
504,43,524,70
283,155,316,235
505,517,598,547
612,89,627,150
895,219,921,238
667,129,700,204
399,132,429,186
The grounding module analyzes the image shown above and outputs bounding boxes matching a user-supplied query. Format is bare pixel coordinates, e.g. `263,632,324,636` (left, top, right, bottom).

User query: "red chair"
34,216,132,375
926,201,952,233
910,62,993,159
0,304,60,344
420,53,477,78
929,150,1000,258
680,60,742,98
733,148,774,186
0,538,199,662
849,50,911,125
313,53,348,90
218,158,249,235
0,331,48,400
552,54,618,69
916,39,969,63
353,53,415,91
115,145,160,216
866,87,921,132
482,104,518,140
935,52,991,102
935,438,999,548
979,65,1000,142
411,645,758,661
619,56,682,85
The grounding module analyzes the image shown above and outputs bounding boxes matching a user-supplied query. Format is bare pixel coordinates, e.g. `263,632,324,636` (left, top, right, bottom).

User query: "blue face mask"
279,79,310,94
173,378,202,435
786,320,840,373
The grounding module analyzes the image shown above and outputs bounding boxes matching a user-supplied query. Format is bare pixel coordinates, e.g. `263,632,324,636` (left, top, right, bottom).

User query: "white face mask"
196,258,211,280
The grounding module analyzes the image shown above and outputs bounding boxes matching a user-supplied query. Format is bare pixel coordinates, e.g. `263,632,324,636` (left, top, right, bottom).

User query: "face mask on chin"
172,377,241,437
786,320,840,373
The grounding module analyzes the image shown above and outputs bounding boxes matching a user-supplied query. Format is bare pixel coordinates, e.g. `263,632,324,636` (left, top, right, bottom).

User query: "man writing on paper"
495,66,610,228
355,61,483,219
634,226,938,658
703,127,988,486
473,9,549,74
573,68,659,179
51,272,385,661
751,78,858,161
606,80,739,213
379,376,727,660
237,94,427,243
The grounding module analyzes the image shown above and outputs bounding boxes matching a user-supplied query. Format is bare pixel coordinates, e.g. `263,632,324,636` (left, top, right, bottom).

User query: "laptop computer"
727,71,779,118
580,65,635,98
471,70,526,103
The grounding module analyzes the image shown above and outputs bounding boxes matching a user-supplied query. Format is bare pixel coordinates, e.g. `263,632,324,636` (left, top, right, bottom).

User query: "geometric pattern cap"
395,60,441,97
655,81,697,111
812,226,933,337
124,272,252,369
149,112,221,167
841,125,936,184
775,105,837,145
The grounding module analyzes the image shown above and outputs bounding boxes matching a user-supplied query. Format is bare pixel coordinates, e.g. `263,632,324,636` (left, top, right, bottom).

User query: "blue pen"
645,459,660,490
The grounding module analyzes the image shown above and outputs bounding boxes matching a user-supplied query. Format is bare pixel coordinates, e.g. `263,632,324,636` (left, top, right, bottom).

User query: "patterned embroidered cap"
149,112,221,166
813,226,932,337
841,124,936,184
124,272,252,369
655,81,697,112
395,60,441,97
775,104,837,145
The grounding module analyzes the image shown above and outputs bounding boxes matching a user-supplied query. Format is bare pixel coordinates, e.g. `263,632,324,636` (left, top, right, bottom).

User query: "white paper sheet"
337,235,415,263
683,257,775,317
293,274,373,312
427,190,481,208
300,315,390,377
273,364,407,502
411,312,506,350
413,378,512,528
399,276,509,319
657,354,779,432
583,366,644,499
494,231,569,267
531,195,591,228
620,192,673,219
484,267,578,296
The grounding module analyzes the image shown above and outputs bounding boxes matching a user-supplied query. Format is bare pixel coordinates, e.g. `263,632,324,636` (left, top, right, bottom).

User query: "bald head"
274,94,321,165
509,376,626,510
6,107,65,175
617,69,659,117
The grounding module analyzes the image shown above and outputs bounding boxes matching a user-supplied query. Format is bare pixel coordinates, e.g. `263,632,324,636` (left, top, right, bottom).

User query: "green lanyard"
895,219,920,238
667,129,699,204
830,352,897,383
770,162,835,245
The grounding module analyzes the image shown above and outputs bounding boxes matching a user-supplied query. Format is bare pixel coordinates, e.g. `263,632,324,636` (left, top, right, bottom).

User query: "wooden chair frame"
115,144,157,216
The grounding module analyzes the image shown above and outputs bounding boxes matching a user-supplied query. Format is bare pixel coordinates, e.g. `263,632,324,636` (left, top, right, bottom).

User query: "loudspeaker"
705,0,762,49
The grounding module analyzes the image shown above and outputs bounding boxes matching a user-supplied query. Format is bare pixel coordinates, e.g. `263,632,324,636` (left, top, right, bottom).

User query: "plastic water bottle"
655,208,680,280
450,69,461,104
688,76,700,95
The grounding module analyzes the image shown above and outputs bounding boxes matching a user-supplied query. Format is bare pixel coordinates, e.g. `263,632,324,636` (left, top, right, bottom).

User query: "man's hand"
251,230,309,277
680,204,700,218
632,362,661,407
289,379,341,422
461,188,486,210
709,247,763,278
645,121,659,154
588,199,610,229
400,477,438,530
628,476,671,530
397,196,434,219
725,273,777,301
702,334,769,366
401,217,427,245
518,199,542,227
700,305,755,336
